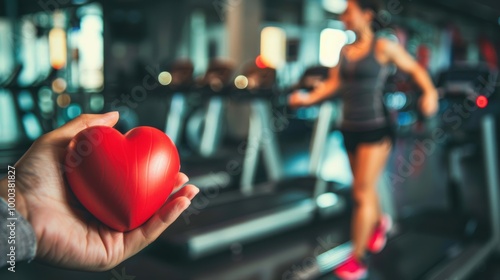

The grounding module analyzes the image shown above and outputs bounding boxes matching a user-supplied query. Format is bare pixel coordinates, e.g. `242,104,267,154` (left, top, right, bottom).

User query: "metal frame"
424,114,500,280
187,200,315,259
240,99,283,193
241,100,338,196
166,98,349,260
200,96,225,157
290,114,500,280
165,93,187,145
165,93,225,157
309,102,334,198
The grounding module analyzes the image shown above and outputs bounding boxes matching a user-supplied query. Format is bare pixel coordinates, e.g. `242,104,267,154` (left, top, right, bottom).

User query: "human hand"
0,112,199,271
288,90,311,108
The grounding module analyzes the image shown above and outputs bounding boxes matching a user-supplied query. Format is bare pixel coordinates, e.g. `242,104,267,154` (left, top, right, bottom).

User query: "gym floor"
1,128,497,280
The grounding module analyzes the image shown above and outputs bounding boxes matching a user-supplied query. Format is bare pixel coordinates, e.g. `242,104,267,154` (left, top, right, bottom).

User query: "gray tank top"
338,39,390,131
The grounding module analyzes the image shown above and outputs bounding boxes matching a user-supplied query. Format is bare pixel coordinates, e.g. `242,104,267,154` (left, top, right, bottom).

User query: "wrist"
0,177,8,202
303,92,316,106
0,176,29,220
423,89,438,97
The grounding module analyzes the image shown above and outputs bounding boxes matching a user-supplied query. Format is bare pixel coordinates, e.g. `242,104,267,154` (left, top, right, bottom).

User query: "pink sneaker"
333,255,368,280
367,214,393,254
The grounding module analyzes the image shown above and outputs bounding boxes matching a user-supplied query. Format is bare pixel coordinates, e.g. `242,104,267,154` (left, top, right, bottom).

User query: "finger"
176,172,189,187
44,112,120,143
168,184,199,203
123,196,191,255
171,172,189,194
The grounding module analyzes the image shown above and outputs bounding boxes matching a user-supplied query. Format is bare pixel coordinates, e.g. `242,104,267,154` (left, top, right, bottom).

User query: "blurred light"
49,28,67,70
57,94,71,108
317,193,339,208
89,93,104,112
260,27,286,69
18,20,37,86
255,55,267,69
385,91,407,110
81,14,103,33
327,19,344,30
284,152,310,177
320,28,347,67
18,90,34,111
22,113,42,140
345,30,356,44
234,75,249,89
247,77,257,89
209,79,223,92
398,112,416,126
79,14,104,90
52,78,67,94
53,10,65,28
296,106,320,120
158,71,172,86
322,0,347,14
0,90,21,144
476,96,488,108
320,131,353,185
0,20,14,80
38,87,54,114
66,103,82,119
77,2,103,17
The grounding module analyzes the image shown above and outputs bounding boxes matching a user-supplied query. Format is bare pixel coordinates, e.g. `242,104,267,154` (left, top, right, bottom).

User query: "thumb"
43,112,120,144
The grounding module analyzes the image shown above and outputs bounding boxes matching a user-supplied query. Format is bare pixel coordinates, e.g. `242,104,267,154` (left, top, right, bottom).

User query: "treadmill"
287,63,500,280
163,59,241,192
157,72,349,260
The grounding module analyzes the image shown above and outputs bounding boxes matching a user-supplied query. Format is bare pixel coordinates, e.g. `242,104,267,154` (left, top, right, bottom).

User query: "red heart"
65,126,180,232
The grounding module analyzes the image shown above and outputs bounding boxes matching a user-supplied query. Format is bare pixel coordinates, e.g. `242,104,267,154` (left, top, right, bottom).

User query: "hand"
0,112,199,271
288,91,311,108
419,90,439,117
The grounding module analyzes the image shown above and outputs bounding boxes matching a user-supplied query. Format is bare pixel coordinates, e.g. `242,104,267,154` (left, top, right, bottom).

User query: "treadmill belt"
372,232,457,280
164,189,311,232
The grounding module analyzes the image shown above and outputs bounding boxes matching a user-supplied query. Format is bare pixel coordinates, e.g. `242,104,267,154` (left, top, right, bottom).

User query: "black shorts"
341,126,395,153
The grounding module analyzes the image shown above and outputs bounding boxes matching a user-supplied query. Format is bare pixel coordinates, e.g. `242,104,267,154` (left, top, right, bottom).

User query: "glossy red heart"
65,126,180,232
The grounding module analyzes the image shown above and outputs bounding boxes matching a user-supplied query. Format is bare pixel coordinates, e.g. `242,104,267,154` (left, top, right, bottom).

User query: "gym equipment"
167,59,239,192
386,115,499,280
279,66,330,138
290,64,500,280
163,60,195,146
178,62,281,192
184,59,234,157
156,73,349,259
437,63,498,212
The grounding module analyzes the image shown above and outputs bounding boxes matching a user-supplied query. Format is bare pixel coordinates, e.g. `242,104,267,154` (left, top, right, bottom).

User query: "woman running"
289,0,438,279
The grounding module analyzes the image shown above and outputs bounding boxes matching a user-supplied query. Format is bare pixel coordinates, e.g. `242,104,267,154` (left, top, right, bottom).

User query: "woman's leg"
351,138,392,260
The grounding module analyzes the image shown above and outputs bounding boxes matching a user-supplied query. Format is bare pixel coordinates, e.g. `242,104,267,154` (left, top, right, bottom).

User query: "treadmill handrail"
424,115,500,280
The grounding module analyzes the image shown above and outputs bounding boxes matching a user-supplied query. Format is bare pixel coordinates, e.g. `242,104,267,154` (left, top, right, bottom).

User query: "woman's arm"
289,64,341,107
381,38,438,116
